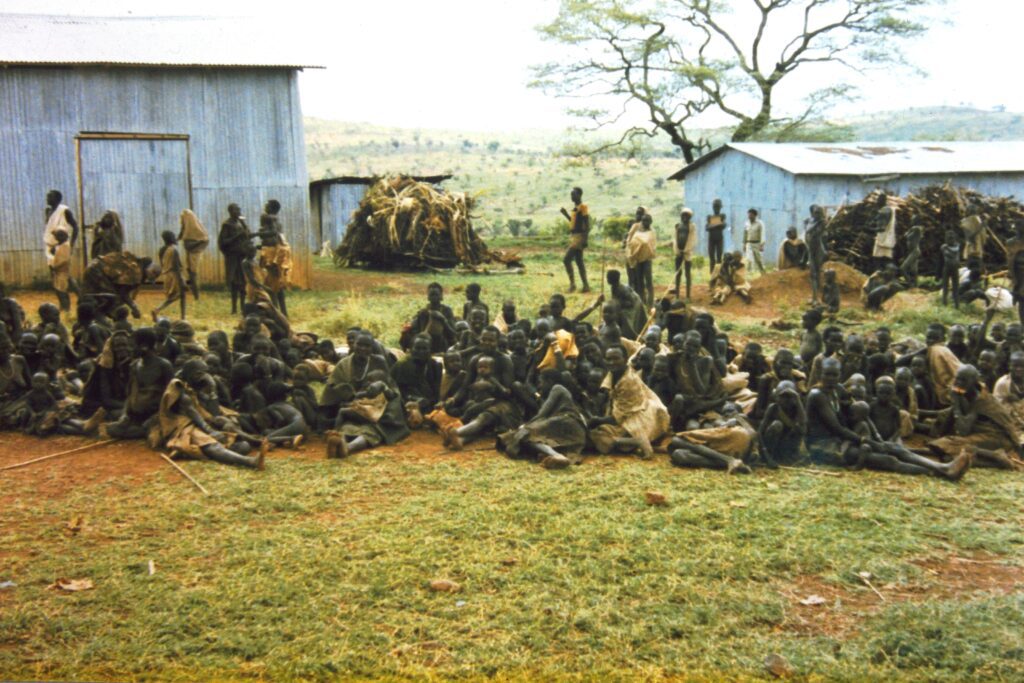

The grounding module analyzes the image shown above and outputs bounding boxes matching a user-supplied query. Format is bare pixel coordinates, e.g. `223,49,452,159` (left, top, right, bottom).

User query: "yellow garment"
492,311,510,335
44,204,72,254
537,329,579,370
179,209,209,272
625,225,657,267
928,344,962,408
160,245,183,299
260,245,293,292
50,242,71,293
601,367,669,443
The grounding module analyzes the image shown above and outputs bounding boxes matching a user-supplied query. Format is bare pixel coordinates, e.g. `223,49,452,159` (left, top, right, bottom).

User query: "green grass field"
3,243,1024,681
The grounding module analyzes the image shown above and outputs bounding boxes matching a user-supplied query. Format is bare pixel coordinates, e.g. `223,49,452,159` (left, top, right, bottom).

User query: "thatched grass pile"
334,176,522,270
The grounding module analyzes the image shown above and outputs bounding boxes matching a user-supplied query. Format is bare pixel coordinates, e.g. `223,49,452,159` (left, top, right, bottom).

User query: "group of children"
3,263,1023,479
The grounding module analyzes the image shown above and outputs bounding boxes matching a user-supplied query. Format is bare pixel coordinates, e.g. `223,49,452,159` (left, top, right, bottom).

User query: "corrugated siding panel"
684,149,1024,267
0,66,312,287
682,155,796,265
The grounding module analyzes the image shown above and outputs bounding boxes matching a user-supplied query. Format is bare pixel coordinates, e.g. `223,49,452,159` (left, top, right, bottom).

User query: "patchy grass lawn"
3,245,1023,681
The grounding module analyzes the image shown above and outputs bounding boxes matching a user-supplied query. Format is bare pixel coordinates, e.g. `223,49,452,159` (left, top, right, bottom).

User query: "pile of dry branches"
826,183,1024,274
334,176,522,270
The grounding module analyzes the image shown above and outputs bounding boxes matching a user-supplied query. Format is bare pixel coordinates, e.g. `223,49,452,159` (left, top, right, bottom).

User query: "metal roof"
309,174,453,189
669,141,1024,180
0,13,322,69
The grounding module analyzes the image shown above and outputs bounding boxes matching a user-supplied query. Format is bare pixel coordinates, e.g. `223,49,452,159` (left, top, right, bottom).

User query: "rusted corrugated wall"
0,66,312,288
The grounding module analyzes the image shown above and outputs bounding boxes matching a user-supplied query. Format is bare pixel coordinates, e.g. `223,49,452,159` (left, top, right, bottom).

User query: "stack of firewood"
824,183,1024,275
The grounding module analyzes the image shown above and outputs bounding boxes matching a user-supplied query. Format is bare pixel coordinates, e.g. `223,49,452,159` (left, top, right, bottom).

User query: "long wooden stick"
158,453,209,495
0,439,117,471
778,465,843,478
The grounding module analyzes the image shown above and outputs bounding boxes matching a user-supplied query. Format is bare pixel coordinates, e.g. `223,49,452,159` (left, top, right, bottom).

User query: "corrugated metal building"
309,175,452,248
0,13,321,287
669,142,1024,265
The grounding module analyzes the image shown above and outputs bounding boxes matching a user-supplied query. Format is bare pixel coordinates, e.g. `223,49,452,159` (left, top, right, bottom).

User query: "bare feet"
727,458,752,475
580,285,591,293
82,407,107,434
638,440,654,460
541,454,571,470
943,450,971,481
445,429,465,451
291,434,304,449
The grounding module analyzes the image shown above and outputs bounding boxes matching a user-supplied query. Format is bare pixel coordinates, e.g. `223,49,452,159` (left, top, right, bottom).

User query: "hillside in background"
303,107,1024,237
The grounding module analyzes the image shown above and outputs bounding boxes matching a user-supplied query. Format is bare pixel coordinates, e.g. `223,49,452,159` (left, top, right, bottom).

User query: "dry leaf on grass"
50,578,94,592
499,557,518,566
644,491,668,506
729,500,748,508
64,516,85,535
799,594,827,606
429,579,461,593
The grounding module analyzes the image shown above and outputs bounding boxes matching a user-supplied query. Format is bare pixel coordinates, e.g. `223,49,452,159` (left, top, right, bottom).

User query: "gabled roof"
669,141,1024,180
0,13,322,69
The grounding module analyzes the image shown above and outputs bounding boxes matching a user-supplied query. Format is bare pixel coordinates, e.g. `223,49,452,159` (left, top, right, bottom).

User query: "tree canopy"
532,0,935,162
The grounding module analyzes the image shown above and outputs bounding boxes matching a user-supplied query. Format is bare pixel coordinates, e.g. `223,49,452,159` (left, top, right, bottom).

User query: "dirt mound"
693,261,865,315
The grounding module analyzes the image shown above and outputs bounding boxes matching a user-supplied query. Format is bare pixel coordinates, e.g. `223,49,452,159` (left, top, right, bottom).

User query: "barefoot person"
587,346,669,459
152,231,187,322
559,187,591,293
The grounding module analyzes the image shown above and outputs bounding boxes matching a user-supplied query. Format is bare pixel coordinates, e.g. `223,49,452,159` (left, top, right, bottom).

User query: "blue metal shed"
0,13,322,287
309,175,453,248
669,142,1024,265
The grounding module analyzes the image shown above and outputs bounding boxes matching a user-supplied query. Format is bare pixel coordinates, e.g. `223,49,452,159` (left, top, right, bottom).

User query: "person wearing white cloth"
743,208,765,276
44,190,79,261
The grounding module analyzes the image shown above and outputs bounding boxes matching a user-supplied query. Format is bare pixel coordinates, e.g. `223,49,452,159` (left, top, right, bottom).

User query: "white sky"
6,0,1024,132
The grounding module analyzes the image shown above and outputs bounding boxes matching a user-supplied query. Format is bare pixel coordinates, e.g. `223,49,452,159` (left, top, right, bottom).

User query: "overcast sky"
8,0,1022,131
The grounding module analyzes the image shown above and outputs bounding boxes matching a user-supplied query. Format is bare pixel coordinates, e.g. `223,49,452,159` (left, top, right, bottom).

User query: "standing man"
805,205,828,305
218,203,252,315
625,213,657,306
674,208,697,299
178,209,209,302
559,187,591,293
743,208,766,276
44,190,79,255
705,198,726,274
625,206,646,291
152,231,186,322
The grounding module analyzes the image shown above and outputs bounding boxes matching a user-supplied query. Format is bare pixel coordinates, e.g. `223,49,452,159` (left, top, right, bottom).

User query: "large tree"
532,0,934,162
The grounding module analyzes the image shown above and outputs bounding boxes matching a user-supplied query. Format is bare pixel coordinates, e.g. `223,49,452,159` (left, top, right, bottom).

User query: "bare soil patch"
777,552,1024,638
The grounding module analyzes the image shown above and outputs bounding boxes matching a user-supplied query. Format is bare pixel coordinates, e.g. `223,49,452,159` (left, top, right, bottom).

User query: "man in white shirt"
743,208,765,276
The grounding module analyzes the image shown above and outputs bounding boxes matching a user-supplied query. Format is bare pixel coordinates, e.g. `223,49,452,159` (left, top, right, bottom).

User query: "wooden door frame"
74,132,193,268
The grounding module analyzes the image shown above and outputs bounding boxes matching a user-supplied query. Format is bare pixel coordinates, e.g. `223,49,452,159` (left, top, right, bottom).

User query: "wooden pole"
778,465,843,478
158,452,209,495
0,439,117,472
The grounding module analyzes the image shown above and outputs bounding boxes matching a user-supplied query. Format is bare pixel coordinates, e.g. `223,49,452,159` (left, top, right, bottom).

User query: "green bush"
600,215,633,241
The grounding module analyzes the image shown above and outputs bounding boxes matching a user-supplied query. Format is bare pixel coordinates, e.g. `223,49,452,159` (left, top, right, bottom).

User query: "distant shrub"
600,215,632,241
